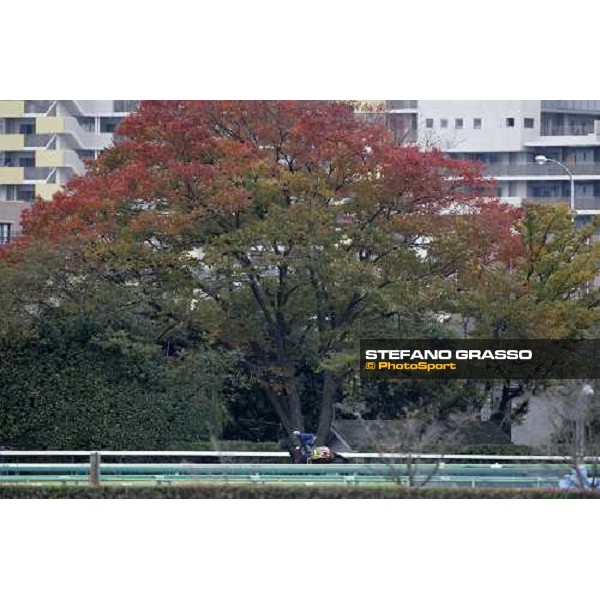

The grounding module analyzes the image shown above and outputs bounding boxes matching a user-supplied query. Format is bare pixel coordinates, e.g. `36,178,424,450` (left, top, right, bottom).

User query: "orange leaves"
20,192,120,244
7,101,521,279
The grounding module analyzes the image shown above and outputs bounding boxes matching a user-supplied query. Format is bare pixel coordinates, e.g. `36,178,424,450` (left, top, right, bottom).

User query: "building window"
473,118,482,129
440,119,448,129
19,123,35,135
114,100,139,113
77,117,95,133
100,117,122,133
0,223,11,245
524,118,535,128
455,118,464,129
77,149,96,161
506,117,515,127
425,118,434,128
16,186,35,201
19,157,35,168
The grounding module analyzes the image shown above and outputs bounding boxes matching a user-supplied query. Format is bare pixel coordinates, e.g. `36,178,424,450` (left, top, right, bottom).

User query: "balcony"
0,167,24,183
24,134,52,148
483,163,600,178
36,150,64,168
35,116,65,134
0,134,24,151
24,100,53,114
35,116,114,150
540,125,594,136
35,183,62,200
114,100,139,113
24,167,53,181
526,197,600,211
542,101,600,114
385,100,418,111
0,100,24,117
35,149,85,175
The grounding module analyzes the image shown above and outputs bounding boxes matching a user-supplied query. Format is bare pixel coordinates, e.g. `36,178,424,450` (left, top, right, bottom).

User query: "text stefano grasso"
364,349,533,361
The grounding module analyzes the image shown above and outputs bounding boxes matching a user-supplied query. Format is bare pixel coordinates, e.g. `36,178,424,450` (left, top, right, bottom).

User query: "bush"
0,485,598,499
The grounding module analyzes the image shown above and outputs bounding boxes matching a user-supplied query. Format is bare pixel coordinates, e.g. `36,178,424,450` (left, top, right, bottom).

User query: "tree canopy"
2,101,598,450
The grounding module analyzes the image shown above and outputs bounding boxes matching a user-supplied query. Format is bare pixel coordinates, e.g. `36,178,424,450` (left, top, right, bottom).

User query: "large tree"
16,101,520,446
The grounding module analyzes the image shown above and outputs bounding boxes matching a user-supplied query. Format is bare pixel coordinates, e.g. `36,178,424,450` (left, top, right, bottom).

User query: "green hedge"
1,485,599,499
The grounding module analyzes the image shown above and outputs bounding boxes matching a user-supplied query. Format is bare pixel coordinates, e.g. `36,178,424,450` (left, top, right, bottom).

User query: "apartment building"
373,101,600,447
0,100,138,242
364,100,600,214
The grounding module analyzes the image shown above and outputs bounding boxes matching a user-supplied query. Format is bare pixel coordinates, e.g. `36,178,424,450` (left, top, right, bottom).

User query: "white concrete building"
0,100,138,241
380,100,600,213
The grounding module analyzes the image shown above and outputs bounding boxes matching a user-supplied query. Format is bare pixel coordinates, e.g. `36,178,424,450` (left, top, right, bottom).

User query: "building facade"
376,101,600,447
368,100,600,214
0,100,138,242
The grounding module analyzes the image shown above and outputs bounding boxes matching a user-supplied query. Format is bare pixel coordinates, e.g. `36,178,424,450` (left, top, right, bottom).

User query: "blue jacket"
297,432,317,455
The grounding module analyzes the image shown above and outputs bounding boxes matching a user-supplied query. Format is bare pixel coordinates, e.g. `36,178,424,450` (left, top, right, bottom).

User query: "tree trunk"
264,375,304,462
285,374,304,433
316,369,338,445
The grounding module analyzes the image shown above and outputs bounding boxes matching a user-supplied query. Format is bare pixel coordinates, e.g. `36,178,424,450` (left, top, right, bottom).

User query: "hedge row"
1,485,599,499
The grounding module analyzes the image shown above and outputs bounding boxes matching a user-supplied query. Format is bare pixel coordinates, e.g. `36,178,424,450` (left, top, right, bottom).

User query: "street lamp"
534,154,575,214
575,384,594,460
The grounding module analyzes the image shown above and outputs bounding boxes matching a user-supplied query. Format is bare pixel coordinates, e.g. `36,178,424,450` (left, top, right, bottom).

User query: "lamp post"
575,384,594,461
534,154,575,214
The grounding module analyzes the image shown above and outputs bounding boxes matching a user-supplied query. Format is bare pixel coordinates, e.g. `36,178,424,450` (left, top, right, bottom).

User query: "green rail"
0,462,587,488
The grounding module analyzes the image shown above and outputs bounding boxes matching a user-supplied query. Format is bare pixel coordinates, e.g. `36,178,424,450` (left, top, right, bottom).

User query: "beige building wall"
0,201,30,238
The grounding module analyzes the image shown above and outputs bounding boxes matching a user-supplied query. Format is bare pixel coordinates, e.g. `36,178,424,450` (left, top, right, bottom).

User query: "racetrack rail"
0,451,592,488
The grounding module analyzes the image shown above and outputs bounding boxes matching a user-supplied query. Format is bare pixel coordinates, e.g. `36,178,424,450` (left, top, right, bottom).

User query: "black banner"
360,339,600,380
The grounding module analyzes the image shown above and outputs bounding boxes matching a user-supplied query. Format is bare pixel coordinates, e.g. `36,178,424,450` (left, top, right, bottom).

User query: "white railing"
59,117,114,150
0,450,592,461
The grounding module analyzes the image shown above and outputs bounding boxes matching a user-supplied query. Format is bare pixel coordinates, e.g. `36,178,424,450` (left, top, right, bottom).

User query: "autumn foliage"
19,101,515,249
5,101,533,442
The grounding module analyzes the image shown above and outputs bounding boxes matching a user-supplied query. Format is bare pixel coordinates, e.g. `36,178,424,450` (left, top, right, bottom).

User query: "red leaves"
8,101,520,272
20,192,121,243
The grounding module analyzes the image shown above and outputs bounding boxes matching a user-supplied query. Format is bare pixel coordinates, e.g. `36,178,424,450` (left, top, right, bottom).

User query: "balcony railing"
24,167,52,180
484,163,600,177
540,125,594,136
385,100,418,110
24,100,53,114
24,134,52,148
113,100,139,113
542,100,600,113
526,197,600,210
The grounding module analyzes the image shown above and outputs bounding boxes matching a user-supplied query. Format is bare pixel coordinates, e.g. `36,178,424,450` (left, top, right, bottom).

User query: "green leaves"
455,204,600,339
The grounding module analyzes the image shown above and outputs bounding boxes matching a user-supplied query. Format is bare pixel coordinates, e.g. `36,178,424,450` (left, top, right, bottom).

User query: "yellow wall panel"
0,134,24,151
0,167,24,183
0,100,25,117
36,150,65,168
35,183,62,200
35,116,65,134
